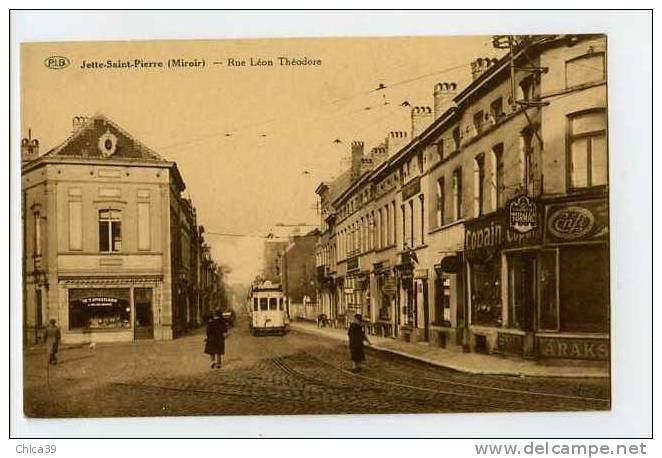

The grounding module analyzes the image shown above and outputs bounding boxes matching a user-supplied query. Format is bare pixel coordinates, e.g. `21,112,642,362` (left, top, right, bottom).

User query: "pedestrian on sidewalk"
204,309,228,369
348,313,370,373
44,319,61,365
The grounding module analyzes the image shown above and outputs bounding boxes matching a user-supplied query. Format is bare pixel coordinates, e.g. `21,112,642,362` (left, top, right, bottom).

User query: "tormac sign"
465,198,541,261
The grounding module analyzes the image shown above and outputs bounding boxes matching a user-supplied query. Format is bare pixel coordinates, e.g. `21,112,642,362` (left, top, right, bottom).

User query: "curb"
289,324,610,379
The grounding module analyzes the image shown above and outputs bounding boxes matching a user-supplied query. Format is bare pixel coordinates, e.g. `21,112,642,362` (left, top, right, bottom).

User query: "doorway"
508,254,536,332
134,288,154,340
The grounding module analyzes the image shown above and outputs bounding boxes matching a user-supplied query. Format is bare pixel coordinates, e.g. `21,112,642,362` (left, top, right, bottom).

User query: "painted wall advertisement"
544,199,608,245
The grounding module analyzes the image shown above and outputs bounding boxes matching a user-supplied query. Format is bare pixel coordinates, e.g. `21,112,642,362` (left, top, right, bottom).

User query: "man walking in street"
204,309,228,369
44,319,61,365
348,313,370,373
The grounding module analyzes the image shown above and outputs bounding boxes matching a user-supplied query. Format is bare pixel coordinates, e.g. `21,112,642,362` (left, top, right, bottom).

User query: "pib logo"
44,56,70,70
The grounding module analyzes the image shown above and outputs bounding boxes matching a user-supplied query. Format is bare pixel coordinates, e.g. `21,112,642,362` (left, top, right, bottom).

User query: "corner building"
22,115,201,343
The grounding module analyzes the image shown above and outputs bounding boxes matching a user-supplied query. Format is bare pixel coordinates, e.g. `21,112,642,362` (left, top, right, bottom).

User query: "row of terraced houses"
314,34,609,363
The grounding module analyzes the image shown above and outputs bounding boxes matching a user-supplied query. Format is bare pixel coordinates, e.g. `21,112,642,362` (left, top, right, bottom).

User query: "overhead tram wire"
153,57,497,153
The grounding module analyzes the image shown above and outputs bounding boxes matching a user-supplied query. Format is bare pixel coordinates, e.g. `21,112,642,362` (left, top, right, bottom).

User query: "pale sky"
21,36,502,284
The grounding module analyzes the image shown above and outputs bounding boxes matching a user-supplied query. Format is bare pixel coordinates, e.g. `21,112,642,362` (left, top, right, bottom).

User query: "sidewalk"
289,321,609,378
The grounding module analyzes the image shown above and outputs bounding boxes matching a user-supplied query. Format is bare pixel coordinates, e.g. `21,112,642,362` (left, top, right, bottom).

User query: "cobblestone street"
23,316,611,418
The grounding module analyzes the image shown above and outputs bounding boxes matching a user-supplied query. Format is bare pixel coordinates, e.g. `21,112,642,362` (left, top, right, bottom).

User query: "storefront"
372,261,397,337
60,277,162,343
465,196,542,356
464,195,609,363
537,197,609,361
395,254,416,341
431,253,464,348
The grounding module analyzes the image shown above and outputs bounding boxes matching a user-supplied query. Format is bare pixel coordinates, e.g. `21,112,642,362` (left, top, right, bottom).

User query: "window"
452,126,461,151
33,210,41,256
435,178,445,227
452,168,463,220
559,245,609,333
470,258,502,327
385,205,391,245
566,52,605,88
392,201,397,247
99,209,121,252
520,131,534,189
538,250,559,331
518,75,535,101
409,200,414,247
568,109,608,189
269,297,278,310
419,195,425,245
473,110,485,135
436,139,444,161
473,154,485,217
68,288,131,330
260,297,268,311
490,97,504,123
379,208,385,248
417,152,423,173
434,274,451,325
491,144,504,210
401,204,406,248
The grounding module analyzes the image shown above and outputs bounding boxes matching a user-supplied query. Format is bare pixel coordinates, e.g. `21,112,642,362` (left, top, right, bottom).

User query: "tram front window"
253,298,258,311
260,298,268,311
269,297,278,310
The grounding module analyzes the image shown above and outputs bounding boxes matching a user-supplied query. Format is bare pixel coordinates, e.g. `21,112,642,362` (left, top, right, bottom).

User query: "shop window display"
68,288,131,330
470,258,502,326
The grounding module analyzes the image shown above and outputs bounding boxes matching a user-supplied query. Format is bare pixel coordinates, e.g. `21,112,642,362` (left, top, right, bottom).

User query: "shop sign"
537,337,609,361
509,195,538,234
497,332,524,356
383,277,397,295
402,176,421,201
544,199,608,244
465,208,541,261
81,297,120,307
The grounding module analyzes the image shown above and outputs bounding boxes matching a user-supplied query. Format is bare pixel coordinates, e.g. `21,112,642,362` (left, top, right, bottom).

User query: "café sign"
544,199,608,244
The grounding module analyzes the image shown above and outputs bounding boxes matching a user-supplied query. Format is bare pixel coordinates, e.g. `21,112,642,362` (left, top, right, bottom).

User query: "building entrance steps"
288,321,609,379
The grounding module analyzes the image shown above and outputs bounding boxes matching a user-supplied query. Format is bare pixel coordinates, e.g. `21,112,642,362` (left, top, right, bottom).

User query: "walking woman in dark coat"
204,310,228,369
347,313,370,372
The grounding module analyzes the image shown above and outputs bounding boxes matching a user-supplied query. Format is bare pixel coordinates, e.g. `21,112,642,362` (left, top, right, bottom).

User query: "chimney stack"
470,57,499,81
370,144,388,166
21,128,40,164
410,106,433,138
350,140,365,181
385,131,408,157
72,115,89,133
433,82,457,120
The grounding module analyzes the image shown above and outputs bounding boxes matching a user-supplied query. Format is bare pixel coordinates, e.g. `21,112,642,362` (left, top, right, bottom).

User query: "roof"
325,169,353,204
26,114,186,191
42,114,166,161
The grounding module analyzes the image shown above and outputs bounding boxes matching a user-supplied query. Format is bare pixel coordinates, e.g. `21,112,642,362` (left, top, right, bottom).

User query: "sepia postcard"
19,32,613,421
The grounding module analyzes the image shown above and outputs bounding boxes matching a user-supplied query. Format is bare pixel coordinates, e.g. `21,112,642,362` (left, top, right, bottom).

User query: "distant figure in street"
44,319,61,365
317,313,328,328
204,309,228,369
347,313,370,372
